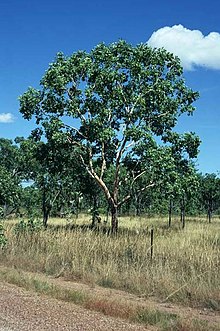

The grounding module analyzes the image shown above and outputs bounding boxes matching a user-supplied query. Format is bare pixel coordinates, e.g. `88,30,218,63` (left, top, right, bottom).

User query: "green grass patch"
135,308,178,329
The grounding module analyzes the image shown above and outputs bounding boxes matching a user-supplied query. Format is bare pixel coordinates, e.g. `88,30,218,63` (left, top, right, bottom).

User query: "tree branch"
76,109,87,124
100,141,106,180
80,148,115,208
131,170,147,185
64,123,88,140
51,187,62,206
67,136,86,150
118,182,155,207
117,82,128,105
124,141,135,151
113,136,128,200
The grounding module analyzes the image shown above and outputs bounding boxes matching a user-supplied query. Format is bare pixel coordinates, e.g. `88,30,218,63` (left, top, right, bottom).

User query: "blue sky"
0,0,219,174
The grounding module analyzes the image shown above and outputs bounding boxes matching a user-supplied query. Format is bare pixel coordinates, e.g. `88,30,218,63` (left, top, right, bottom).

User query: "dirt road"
0,282,146,331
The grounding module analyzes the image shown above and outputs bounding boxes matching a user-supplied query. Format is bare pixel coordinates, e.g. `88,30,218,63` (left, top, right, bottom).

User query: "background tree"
17,134,81,226
199,173,220,222
0,139,23,217
19,40,200,232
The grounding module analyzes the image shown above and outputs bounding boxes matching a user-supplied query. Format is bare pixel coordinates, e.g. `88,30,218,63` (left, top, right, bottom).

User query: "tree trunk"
43,208,50,228
75,193,82,219
180,197,185,229
135,195,142,216
91,195,99,227
208,209,212,223
168,198,172,228
208,210,211,223
42,188,51,228
3,203,7,218
207,201,212,223
207,198,213,223
105,204,110,224
111,204,118,234
181,207,185,229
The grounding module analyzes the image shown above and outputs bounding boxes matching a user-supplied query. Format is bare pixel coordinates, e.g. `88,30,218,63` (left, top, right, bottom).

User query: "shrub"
0,223,7,248
14,218,43,235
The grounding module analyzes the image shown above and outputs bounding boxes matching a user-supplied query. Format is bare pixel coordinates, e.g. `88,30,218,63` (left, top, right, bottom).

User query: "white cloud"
147,25,220,70
0,113,15,123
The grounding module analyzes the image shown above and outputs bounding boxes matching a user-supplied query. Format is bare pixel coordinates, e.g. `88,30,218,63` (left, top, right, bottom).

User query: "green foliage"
0,138,25,217
16,136,86,225
136,308,178,329
20,186,41,218
0,165,21,215
19,40,201,231
199,174,220,212
0,207,4,219
14,218,43,235
0,223,7,248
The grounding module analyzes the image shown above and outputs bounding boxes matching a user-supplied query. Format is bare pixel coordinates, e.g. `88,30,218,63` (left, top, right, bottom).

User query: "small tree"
19,40,200,232
17,136,81,227
0,139,23,217
199,173,220,222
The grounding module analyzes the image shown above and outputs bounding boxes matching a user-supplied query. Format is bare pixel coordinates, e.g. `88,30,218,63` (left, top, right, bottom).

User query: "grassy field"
1,215,219,312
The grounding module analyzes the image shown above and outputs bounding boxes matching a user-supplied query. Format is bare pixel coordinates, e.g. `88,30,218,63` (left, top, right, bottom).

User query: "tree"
0,139,23,217
20,186,41,218
177,162,199,229
17,135,83,227
199,173,220,222
19,40,200,232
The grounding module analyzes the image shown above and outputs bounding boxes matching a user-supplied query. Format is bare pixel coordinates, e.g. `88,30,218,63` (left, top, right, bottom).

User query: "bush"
0,223,7,248
0,207,4,219
14,218,43,235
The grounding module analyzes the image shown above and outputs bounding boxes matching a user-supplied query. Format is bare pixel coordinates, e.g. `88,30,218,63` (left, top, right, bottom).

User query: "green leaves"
0,139,23,215
19,87,42,121
19,40,200,225
0,165,21,210
0,223,7,248
199,173,220,212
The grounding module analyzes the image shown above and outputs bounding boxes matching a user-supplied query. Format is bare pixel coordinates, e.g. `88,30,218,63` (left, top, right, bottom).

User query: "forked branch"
118,182,155,207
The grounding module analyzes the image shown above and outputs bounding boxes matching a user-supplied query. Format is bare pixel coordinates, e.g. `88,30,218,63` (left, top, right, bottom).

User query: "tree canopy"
19,40,201,232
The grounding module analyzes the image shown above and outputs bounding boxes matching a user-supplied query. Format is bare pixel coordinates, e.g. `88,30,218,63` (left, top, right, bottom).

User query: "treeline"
0,137,219,226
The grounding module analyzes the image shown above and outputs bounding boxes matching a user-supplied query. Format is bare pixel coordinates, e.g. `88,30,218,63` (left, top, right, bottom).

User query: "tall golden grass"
1,215,220,309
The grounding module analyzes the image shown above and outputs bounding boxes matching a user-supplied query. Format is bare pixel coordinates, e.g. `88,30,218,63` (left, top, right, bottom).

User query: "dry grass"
0,266,219,331
1,215,220,310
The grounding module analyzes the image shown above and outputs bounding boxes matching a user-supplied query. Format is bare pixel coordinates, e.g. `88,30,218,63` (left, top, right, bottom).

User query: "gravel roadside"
0,282,147,331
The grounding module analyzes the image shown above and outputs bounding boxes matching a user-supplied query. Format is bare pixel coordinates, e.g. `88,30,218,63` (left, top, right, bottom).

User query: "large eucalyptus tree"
19,40,200,232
